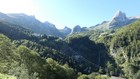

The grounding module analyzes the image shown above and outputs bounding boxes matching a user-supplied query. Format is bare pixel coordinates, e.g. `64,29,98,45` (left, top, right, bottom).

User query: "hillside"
94,19,140,79
109,20,140,78
0,12,64,37
0,11,140,79
0,22,112,79
0,34,77,79
65,19,140,79
91,10,139,30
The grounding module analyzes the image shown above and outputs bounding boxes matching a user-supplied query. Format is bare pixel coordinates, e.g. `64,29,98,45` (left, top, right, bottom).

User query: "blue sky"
0,0,140,29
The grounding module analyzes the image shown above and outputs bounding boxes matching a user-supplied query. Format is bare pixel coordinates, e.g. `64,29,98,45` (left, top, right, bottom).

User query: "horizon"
0,0,140,29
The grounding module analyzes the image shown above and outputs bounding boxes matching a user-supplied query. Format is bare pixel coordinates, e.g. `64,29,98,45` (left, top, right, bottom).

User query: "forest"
0,18,140,79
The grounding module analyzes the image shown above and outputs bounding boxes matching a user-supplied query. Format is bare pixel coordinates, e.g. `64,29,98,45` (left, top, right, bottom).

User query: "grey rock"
59,26,72,35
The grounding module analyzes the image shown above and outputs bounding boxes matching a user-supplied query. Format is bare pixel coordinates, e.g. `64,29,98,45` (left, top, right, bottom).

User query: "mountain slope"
96,19,140,78
0,12,64,37
64,19,140,78
91,10,139,30
109,20,140,78
109,10,128,28
0,33,44,78
0,18,120,76
71,25,87,34
0,20,106,74
0,33,77,79
65,34,119,74
0,21,32,40
59,26,72,35
1,11,140,78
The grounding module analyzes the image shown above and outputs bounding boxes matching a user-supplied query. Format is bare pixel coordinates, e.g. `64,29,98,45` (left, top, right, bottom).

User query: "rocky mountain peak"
59,26,72,35
113,10,123,17
111,10,128,22
64,26,70,29
71,25,81,33
63,26,72,32
108,10,129,28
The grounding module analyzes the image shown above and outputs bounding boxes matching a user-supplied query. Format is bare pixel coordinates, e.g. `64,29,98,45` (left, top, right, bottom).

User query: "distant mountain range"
63,10,140,34
0,11,139,37
0,12,64,37
91,10,140,29
0,11,140,79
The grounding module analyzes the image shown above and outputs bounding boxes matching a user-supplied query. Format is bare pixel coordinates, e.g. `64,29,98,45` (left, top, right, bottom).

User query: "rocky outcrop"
59,26,72,35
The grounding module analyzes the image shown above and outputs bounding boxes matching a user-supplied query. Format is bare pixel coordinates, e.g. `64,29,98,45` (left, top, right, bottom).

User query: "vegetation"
0,34,77,79
108,20,140,78
0,19,140,79
77,73,110,79
0,73,17,79
94,20,140,78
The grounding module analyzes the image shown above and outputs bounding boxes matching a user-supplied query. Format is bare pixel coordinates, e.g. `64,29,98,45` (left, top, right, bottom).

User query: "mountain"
65,19,140,79
91,10,139,30
71,25,82,33
0,11,140,79
0,18,117,78
0,19,111,74
90,21,109,30
59,26,72,35
0,12,64,37
71,25,87,34
44,21,57,29
0,33,77,79
112,10,127,21
0,21,32,40
43,21,64,37
109,20,140,78
108,10,128,27
108,10,134,28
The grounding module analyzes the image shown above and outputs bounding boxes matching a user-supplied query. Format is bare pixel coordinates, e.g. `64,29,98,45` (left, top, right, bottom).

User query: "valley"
0,11,140,79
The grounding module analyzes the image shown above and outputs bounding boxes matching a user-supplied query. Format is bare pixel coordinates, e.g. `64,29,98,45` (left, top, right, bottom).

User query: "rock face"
59,26,72,35
111,10,128,22
71,25,82,33
43,21,64,37
0,12,64,37
70,25,88,34
109,10,129,28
